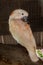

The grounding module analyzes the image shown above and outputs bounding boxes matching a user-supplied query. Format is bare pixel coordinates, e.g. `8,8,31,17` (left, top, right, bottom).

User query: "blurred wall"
0,0,41,34
0,0,41,21
0,0,43,47
39,0,43,17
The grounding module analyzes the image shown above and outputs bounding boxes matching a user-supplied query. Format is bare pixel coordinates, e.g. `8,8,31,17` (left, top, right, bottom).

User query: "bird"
8,9,39,62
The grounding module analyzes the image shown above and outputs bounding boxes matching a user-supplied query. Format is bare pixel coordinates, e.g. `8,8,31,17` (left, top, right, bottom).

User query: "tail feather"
29,49,39,62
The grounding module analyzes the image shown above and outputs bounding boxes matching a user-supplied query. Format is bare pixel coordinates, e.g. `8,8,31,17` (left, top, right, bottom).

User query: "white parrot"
9,9,39,62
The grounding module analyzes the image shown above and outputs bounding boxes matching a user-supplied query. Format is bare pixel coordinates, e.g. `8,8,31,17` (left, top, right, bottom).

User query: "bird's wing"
9,19,36,49
9,19,39,62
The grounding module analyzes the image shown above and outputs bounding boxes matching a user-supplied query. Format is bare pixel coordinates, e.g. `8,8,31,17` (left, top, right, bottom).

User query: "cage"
0,0,43,65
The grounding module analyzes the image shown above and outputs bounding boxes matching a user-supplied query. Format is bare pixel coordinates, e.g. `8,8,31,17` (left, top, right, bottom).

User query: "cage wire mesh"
0,0,43,48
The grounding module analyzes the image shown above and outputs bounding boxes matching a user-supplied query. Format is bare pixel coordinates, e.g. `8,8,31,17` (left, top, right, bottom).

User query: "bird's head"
9,9,29,22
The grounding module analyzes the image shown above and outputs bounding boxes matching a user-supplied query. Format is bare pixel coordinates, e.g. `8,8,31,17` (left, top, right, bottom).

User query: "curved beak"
21,16,28,22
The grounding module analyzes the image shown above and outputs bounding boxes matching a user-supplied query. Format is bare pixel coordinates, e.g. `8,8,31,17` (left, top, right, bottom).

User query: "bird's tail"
28,48,39,62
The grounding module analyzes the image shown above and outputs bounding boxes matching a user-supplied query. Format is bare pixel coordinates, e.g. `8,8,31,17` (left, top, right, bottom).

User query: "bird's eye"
22,13,24,15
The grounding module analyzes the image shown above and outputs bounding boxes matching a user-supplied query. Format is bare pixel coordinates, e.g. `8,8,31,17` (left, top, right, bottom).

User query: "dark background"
0,1,43,65
0,0,43,35
0,0,43,58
